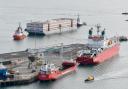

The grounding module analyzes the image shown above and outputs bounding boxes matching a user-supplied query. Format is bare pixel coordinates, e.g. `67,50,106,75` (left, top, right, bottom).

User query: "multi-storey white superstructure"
25,18,77,35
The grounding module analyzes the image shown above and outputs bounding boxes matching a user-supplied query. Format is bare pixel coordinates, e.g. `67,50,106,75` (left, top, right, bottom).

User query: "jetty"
0,43,86,87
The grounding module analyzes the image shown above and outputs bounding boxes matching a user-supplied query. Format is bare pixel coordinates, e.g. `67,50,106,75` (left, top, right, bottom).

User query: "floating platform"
25,18,77,35
0,43,86,87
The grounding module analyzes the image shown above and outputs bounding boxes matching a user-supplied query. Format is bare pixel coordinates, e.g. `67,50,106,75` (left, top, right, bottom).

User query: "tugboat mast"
18,22,22,30
77,14,80,24
95,24,101,35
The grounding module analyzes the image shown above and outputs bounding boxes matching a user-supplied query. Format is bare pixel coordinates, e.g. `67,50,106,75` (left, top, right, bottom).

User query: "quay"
0,43,86,87
0,72,38,87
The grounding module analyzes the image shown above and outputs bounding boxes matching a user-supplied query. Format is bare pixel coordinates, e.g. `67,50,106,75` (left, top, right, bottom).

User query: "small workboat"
77,14,86,28
13,23,26,40
119,36,128,42
85,75,94,82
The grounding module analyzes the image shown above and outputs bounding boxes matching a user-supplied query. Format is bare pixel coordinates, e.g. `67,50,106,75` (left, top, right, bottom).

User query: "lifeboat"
13,24,26,40
85,75,94,82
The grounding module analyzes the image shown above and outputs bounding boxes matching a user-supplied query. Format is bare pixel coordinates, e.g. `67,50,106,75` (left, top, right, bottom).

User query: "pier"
0,43,86,87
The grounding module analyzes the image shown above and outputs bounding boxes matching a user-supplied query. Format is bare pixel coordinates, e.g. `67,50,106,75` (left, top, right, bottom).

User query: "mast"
95,24,101,35
77,14,80,25
59,24,62,33
18,22,22,32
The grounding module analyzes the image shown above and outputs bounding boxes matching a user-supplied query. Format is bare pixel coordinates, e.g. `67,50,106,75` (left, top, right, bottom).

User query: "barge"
25,16,83,35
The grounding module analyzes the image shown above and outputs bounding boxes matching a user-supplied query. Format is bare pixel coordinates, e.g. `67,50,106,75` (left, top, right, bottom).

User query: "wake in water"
94,69,128,81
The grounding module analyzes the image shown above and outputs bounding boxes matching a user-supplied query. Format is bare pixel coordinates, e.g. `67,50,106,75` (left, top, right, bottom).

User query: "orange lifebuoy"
108,40,112,45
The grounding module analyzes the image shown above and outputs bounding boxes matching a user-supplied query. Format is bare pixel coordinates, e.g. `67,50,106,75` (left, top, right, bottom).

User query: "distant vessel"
38,61,77,81
119,36,128,42
25,17,82,35
75,25,120,65
76,14,86,27
13,24,26,40
122,12,128,15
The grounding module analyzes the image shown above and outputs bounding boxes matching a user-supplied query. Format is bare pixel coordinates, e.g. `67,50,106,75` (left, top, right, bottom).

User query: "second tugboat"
13,23,26,40
38,61,77,81
75,25,120,65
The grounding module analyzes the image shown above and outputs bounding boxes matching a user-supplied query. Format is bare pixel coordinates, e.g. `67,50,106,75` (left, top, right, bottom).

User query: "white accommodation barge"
25,17,80,35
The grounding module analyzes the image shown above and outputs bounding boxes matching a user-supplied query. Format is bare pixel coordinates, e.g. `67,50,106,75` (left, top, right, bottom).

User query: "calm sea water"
1,0,128,89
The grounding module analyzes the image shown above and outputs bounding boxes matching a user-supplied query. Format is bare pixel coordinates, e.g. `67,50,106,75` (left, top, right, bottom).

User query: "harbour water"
0,0,128,89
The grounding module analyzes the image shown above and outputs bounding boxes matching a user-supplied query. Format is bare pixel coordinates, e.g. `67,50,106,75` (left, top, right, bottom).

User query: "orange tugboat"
38,61,77,81
75,25,120,65
13,24,26,40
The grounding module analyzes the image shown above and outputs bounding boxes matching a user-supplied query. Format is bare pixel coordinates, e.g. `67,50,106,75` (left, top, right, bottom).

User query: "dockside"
0,43,86,87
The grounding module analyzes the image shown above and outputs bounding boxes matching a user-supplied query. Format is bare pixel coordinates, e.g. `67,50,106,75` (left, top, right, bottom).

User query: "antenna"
95,24,101,35
17,22,23,32
95,24,101,30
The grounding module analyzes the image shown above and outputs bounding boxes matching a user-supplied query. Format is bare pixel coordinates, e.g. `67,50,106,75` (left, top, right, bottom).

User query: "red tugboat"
38,61,77,81
13,23,26,40
75,25,120,65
